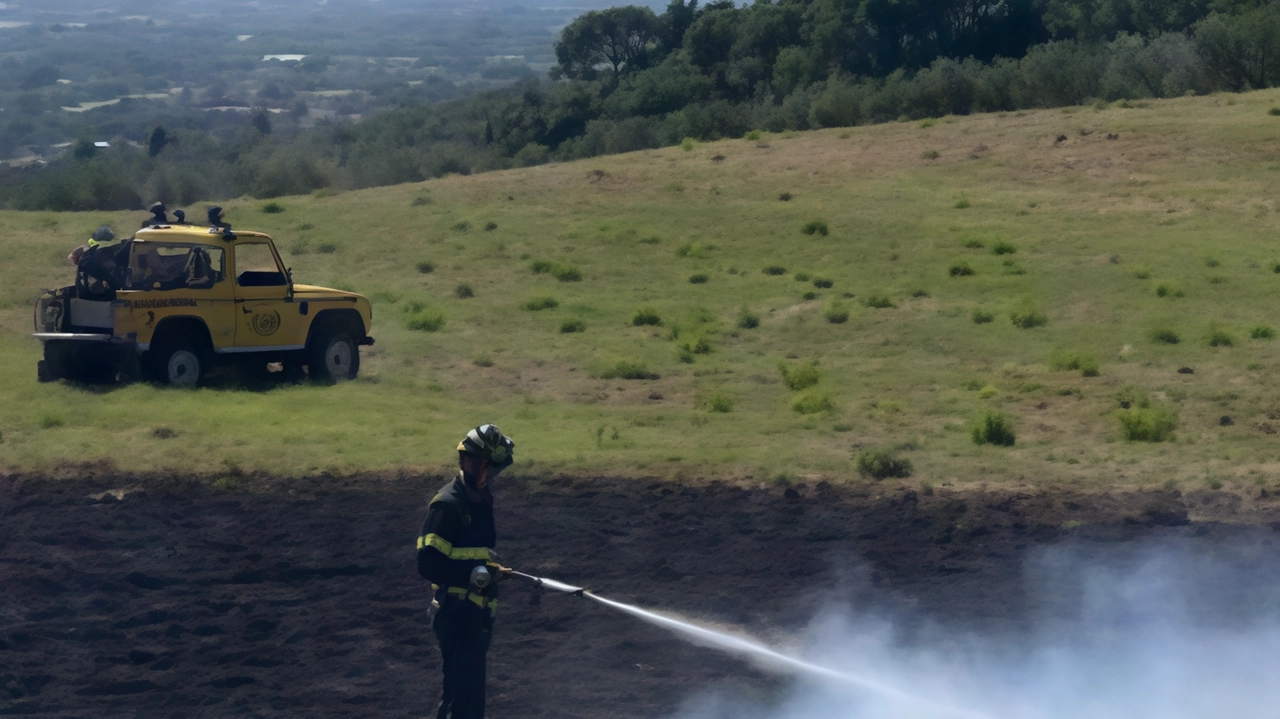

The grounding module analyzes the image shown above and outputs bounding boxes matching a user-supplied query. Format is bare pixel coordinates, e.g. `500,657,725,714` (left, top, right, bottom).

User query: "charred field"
2,470,1279,717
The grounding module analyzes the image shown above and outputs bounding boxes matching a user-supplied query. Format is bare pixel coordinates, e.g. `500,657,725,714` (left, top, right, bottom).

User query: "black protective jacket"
417,475,498,601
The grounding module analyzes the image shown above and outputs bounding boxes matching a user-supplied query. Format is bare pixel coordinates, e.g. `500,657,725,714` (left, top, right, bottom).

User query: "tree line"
5,0,1280,211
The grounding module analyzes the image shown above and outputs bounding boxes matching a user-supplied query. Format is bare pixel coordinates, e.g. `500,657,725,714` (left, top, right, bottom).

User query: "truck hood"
291,284,363,300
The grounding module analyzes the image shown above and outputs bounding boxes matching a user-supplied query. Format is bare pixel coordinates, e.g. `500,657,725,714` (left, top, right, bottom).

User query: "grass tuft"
972,308,995,324
1051,351,1099,377
1251,325,1276,340
972,411,1016,446
779,361,820,391
1118,406,1178,442
523,296,559,311
1009,307,1047,329
823,301,849,324
737,309,760,329
599,361,659,380
560,319,586,333
261,202,285,214
1207,328,1235,347
855,449,913,479
689,273,709,284
863,294,895,308
704,391,734,413
813,277,833,288
416,261,435,274
454,284,474,299
800,220,829,236
992,241,1016,255
763,265,787,275
404,307,446,332
792,390,834,414
632,307,662,326
1151,328,1181,344
949,261,975,277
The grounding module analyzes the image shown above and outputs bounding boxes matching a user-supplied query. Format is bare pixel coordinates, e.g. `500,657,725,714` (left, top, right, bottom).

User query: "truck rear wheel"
147,343,203,387
307,329,359,382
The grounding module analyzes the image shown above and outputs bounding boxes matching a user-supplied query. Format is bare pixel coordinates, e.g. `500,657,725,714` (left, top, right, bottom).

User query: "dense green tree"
553,6,664,83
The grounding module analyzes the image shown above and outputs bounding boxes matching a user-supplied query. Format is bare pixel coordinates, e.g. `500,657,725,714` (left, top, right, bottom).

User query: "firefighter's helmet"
457,424,514,467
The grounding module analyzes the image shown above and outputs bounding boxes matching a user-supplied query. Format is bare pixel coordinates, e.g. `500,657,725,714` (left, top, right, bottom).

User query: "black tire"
147,343,204,387
307,329,359,382
40,341,72,383
37,360,54,383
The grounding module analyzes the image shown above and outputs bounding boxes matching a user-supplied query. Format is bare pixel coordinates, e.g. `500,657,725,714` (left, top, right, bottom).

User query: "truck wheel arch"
150,316,215,354
305,308,366,347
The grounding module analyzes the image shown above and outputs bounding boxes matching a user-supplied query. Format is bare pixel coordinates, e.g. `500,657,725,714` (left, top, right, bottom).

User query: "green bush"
411,196,432,207
1130,268,1152,279
261,201,285,214
803,292,818,300
1207,328,1234,347
1117,406,1178,442
405,308,446,332
1151,328,1180,344
681,137,696,151
813,277,834,288
676,241,709,258
949,261,975,277
745,130,762,141
921,149,940,160
824,301,849,323
560,320,586,333
484,221,498,231
600,361,659,380
416,261,435,274
632,307,662,326
855,449,913,479
801,220,829,236
1155,283,1183,298
863,294,895,309
963,239,985,249
1271,261,1280,273
779,361,820,391
553,266,582,282
792,391,834,414
1052,352,1099,377
954,198,971,209
972,411,1016,446
682,337,712,355
452,221,471,232
992,241,1016,255
911,289,929,297
704,392,734,413
523,296,559,311
972,308,995,324
1251,325,1276,340
689,273,709,284
531,260,554,274
454,284,474,299
1205,257,1220,268
794,272,811,282
763,265,787,275
737,309,760,329
1010,307,1047,329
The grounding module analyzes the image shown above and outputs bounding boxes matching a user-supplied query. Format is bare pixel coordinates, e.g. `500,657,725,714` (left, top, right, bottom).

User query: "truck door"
231,241,301,349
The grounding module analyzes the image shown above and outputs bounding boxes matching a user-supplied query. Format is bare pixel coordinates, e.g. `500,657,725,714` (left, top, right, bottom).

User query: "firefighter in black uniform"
417,425,515,719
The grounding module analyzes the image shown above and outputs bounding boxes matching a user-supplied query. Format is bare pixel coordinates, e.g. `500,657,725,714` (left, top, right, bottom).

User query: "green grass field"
6,90,1280,491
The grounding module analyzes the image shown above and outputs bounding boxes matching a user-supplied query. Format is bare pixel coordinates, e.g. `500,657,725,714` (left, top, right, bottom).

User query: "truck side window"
127,244,226,291
236,243,287,287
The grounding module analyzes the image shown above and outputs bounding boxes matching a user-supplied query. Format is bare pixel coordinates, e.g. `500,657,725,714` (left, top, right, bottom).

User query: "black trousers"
433,596,493,719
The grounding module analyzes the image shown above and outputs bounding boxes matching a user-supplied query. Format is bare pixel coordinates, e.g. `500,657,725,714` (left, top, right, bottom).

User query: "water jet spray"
509,571,992,719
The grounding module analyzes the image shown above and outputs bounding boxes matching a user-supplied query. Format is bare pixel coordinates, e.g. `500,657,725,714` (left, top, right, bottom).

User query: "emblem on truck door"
249,306,281,336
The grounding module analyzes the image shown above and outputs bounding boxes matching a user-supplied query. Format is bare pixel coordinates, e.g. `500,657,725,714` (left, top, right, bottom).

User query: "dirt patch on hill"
1,472,1278,717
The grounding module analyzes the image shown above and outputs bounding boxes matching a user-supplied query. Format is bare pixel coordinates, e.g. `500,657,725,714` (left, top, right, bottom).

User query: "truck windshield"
127,243,225,291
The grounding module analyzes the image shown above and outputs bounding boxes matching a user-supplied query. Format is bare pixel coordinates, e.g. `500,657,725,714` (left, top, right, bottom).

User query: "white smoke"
668,542,1280,719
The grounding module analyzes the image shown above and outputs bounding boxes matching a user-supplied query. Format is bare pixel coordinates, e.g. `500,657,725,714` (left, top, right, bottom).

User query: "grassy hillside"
6,90,1280,491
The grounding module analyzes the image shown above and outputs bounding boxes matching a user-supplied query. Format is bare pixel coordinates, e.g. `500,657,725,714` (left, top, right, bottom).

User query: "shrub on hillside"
1251,325,1276,339
824,301,849,323
704,391,734,413
737,309,760,329
792,391,834,414
863,294,895,309
1117,406,1178,442
632,308,662,326
950,261,975,277
763,265,787,275
416,261,435,274
779,361,820,391
560,320,586,333
801,220,829,236
523,296,559,311
261,202,285,214
855,449,913,479
689,273,709,284
972,411,1015,446
404,308,446,332
813,277,834,288
992,241,1016,255
599,361,659,380
454,284,474,299
972,308,995,324
1051,351,1099,377
1151,328,1180,344
1207,328,1235,347
1010,307,1047,329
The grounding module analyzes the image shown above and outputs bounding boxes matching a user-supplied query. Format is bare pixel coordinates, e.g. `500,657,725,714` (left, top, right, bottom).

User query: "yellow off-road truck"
32,216,373,386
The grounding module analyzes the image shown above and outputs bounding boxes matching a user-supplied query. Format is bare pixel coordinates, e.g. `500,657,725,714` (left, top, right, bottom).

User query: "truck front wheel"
307,329,359,382
147,343,203,387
